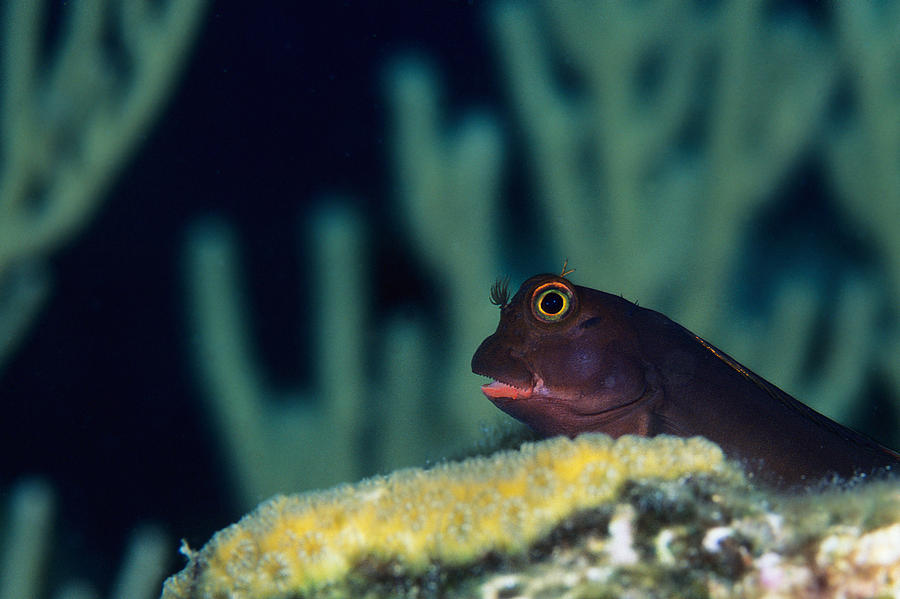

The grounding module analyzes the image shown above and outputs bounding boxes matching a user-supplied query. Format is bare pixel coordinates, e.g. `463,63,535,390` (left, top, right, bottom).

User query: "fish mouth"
478,374,549,402
471,340,538,401
480,379,535,400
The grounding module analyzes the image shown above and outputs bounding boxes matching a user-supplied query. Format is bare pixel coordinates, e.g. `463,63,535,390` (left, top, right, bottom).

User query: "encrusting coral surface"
160,434,732,598
160,434,900,599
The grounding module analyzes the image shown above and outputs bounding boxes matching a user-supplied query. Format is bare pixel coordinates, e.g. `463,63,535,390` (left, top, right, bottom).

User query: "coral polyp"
160,434,733,599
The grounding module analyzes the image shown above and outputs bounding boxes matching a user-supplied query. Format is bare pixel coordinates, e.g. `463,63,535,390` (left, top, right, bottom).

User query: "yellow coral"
160,434,736,599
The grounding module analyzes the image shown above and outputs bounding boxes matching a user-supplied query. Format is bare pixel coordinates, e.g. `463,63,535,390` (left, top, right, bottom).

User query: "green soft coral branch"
0,0,208,372
185,205,368,505
1,479,170,599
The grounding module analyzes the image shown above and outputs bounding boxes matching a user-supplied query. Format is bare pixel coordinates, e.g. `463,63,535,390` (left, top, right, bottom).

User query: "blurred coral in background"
1,1,898,597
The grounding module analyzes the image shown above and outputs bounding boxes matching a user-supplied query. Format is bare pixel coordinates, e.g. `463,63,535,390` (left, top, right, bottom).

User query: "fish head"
471,273,648,436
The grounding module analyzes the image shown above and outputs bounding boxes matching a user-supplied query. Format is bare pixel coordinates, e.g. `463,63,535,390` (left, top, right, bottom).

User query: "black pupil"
540,291,564,314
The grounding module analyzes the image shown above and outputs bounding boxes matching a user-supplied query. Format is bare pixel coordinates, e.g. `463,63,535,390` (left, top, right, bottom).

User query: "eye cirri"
531,282,574,323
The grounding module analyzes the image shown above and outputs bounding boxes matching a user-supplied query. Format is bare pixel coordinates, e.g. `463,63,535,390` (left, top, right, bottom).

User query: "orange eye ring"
531,282,574,323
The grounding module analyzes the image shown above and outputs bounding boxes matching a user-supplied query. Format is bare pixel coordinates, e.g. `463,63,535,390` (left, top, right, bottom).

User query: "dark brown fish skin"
472,273,900,489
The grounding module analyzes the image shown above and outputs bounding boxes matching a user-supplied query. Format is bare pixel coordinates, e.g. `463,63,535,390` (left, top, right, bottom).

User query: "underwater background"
1,1,899,596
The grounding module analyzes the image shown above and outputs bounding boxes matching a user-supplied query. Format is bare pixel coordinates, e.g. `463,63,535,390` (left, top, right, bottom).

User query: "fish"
471,272,900,489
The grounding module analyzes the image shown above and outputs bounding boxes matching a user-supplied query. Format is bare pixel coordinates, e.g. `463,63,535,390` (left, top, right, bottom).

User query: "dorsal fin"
692,334,900,462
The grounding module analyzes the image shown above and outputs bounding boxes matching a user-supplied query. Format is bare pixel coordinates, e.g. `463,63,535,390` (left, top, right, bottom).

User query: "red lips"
480,380,534,400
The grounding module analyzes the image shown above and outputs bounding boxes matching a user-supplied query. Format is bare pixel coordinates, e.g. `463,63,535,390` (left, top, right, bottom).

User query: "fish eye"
531,282,574,323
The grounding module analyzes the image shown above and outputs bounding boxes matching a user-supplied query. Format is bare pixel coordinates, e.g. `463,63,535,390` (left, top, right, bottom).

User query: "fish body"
471,273,900,488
